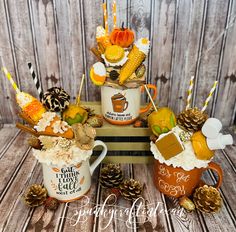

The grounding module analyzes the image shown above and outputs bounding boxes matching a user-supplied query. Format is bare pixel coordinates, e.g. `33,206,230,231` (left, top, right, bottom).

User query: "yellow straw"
103,3,109,34
201,81,218,112
76,74,85,105
2,67,20,94
186,76,194,110
112,0,117,29
144,85,157,111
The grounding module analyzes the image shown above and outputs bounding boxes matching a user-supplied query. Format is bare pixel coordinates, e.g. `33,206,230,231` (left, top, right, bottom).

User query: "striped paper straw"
2,67,20,94
201,81,218,112
28,62,43,100
186,76,194,110
103,3,108,34
112,0,117,29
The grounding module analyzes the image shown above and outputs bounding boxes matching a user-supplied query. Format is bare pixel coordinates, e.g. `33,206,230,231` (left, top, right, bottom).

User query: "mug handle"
139,84,157,114
89,140,107,175
203,162,223,188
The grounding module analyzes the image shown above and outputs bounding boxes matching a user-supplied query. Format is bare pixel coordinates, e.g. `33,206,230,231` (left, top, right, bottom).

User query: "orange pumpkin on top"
110,22,135,48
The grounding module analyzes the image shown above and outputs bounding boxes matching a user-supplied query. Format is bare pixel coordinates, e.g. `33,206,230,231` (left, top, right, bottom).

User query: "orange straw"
103,3,108,34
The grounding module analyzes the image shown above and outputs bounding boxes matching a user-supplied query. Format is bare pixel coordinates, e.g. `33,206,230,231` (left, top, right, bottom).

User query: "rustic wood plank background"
0,0,236,126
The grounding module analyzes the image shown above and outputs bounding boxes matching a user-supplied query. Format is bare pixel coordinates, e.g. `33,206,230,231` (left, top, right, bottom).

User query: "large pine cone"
193,185,222,213
24,184,48,207
177,108,208,132
119,179,143,201
100,164,123,188
42,87,70,112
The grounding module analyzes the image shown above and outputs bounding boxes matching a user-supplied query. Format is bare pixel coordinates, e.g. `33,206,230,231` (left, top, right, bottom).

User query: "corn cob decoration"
119,38,150,85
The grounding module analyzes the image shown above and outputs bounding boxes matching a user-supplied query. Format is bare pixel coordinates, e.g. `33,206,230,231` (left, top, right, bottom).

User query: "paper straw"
28,62,43,100
144,85,157,111
201,81,218,112
112,0,117,29
186,76,194,110
103,3,108,34
1,67,20,94
76,74,85,105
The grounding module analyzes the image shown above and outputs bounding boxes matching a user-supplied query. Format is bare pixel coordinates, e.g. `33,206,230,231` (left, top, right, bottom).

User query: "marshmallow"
202,118,222,139
207,133,233,150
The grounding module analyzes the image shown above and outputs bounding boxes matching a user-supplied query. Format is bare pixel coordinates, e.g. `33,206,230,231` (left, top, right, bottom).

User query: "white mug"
101,84,157,125
42,140,107,202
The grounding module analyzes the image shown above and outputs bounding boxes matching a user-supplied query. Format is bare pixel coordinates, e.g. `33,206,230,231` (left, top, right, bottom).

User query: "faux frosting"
134,38,150,56
52,120,69,134
150,126,211,171
33,136,92,167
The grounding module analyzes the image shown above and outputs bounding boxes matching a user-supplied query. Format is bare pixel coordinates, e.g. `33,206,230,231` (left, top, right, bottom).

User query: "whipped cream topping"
34,112,56,132
33,137,92,167
134,38,150,56
52,120,69,134
102,51,129,67
93,62,106,76
16,92,35,108
150,126,211,171
96,26,106,38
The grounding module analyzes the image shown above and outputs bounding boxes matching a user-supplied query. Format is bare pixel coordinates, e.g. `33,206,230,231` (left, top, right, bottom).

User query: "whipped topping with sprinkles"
34,112,56,132
52,120,69,134
150,126,211,171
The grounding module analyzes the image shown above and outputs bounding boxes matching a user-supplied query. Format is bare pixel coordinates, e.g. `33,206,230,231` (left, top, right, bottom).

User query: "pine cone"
100,164,123,188
44,197,60,210
177,108,208,132
24,184,47,207
119,179,143,201
193,185,222,213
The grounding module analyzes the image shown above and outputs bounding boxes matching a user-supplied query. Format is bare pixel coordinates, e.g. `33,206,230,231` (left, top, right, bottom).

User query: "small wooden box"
83,102,154,163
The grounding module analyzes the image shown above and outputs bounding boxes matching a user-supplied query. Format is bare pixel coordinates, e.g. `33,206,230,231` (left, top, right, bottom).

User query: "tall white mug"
42,140,107,202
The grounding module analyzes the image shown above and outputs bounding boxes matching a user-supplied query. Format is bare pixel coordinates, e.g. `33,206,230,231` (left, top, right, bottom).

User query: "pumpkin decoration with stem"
110,22,135,48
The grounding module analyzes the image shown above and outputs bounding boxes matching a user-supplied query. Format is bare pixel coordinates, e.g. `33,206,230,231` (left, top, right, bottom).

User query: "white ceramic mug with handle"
42,140,107,202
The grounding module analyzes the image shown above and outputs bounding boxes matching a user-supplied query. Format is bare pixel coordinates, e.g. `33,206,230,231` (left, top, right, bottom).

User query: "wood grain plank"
29,0,60,91
0,0,19,123
53,0,86,101
150,0,176,107
82,0,104,101
132,164,171,232
214,0,236,126
0,126,19,156
0,150,39,231
129,0,152,104
168,0,206,114
94,163,133,232
7,0,40,96
0,131,30,196
193,0,229,115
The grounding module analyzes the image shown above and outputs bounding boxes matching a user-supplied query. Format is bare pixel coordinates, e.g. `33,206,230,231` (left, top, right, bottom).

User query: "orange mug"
153,159,223,198
101,84,157,125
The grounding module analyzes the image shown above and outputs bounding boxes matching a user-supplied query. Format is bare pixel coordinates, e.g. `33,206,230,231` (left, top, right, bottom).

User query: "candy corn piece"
96,26,112,53
16,92,46,124
119,38,150,85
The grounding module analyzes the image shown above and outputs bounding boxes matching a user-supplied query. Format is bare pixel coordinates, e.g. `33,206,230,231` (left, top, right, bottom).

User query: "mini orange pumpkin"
110,22,135,48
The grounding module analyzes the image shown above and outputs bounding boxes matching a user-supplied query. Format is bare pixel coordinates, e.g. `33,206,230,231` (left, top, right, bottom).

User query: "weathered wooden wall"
0,0,236,125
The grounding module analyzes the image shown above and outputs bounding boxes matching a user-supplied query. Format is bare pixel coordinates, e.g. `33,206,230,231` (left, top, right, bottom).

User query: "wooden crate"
83,102,154,163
